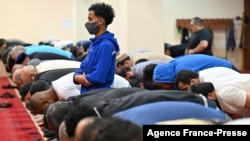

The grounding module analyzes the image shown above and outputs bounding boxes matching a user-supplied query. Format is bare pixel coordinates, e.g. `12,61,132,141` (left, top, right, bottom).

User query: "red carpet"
0,77,44,141
241,70,250,73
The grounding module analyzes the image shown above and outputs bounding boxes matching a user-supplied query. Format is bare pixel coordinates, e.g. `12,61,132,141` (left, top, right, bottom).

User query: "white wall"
0,0,74,44
74,0,105,42
126,0,165,53
75,0,129,52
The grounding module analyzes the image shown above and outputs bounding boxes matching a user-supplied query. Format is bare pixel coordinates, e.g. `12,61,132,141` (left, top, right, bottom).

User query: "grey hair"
10,45,25,59
46,101,74,133
193,17,204,26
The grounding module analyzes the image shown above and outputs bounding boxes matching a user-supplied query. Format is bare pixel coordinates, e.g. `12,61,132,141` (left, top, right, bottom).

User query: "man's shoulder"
199,27,211,34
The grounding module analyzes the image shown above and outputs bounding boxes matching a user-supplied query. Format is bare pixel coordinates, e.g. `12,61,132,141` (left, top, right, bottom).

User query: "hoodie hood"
153,63,175,83
90,31,120,53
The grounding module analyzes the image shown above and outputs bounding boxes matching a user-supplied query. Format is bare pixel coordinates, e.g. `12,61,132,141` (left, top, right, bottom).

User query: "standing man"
73,2,120,94
185,17,213,56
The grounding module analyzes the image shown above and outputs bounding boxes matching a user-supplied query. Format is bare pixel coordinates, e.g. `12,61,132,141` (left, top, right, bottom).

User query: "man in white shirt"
190,74,250,118
19,60,81,84
174,67,239,91
29,72,80,114
29,73,131,114
111,74,131,88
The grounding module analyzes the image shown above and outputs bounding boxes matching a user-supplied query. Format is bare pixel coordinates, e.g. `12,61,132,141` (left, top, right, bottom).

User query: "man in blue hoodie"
73,2,120,94
153,54,234,90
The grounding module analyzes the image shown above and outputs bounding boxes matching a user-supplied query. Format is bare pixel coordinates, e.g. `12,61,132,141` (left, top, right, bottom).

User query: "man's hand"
186,49,195,54
82,74,92,87
74,74,92,87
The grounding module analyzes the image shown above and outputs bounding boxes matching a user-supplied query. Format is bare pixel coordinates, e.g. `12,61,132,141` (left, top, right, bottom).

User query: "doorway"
243,0,250,70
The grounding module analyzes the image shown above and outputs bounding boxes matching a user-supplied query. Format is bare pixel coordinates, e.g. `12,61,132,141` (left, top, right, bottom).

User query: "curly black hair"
89,2,115,26
174,69,199,86
81,117,142,141
64,103,97,137
190,82,215,97
116,67,131,78
29,80,51,96
143,64,157,81
19,82,33,101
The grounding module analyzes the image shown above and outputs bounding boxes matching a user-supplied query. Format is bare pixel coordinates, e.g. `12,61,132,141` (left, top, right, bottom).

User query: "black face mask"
85,22,99,34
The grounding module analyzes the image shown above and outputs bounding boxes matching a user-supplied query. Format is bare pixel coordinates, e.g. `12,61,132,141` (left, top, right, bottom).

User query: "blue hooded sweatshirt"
74,31,120,94
153,54,233,84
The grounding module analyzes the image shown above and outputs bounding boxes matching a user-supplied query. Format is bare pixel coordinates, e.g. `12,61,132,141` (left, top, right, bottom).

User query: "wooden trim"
176,18,233,29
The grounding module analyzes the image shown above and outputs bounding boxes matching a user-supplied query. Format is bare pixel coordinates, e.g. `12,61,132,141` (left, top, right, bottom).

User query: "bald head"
21,65,37,83
12,64,24,74
10,45,25,59
30,90,51,114
12,68,22,86
74,117,95,141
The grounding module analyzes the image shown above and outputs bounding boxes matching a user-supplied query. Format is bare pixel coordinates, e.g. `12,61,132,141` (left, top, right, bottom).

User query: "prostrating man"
174,67,240,91
20,60,81,84
152,54,234,90
190,74,250,118
114,101,229,126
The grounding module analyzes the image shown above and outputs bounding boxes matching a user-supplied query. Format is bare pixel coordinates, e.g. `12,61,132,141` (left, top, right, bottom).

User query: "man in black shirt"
185,17,213,56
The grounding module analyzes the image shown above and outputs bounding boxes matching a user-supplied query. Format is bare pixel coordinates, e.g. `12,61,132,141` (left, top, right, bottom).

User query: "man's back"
131,59,167,80
30,52,71,60
36,60,81,73
130,52,173,66
114,101,229,126
25,45,74,59
212,74,250,115
153,54,233,83
173,54,232,73
101,90,218,117
199,67,239,82
35,68,77,84
212,74,250,92
52,72,81,100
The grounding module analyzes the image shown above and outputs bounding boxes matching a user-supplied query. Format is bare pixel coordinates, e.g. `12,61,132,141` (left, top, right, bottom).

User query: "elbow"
73,74,80,84
200,41,208,49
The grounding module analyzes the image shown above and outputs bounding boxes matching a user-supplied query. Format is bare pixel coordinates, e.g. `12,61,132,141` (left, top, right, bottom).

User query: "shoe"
2,84,18,89
43,129,57,138
0,103,12,108
47,137,59,141
1,92,14,98
33,138,42,141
